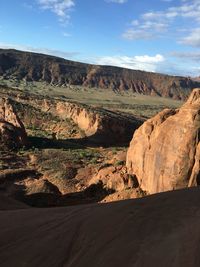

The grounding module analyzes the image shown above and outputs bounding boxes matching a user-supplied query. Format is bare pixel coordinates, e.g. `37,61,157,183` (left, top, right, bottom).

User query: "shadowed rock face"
1,187,200,267
1,49,200,100
126,88,200,194
0,98,27,149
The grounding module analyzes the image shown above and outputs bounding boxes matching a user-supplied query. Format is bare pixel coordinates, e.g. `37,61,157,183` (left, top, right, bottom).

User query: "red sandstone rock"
126,89,200,194
0,98,27,149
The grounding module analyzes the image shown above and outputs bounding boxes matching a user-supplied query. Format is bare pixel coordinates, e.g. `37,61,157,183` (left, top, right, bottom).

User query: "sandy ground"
1,187,200,267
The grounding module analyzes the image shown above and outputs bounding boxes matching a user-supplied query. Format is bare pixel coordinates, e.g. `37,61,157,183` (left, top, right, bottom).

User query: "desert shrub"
90,158,98,164
99,163,112,170
115,160,125,166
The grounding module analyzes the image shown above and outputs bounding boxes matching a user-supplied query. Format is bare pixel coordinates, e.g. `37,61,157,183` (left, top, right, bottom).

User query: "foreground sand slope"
0,195,28,210
1,187,200,267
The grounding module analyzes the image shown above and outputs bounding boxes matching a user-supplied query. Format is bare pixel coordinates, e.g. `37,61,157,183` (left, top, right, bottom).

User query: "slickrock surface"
126,89,200,194
0,98,27,149
1,187,200,267
0,194,28,210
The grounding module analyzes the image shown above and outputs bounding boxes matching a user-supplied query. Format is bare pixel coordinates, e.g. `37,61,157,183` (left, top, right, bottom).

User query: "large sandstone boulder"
0,98,27,149
126,89,200,194
23,179,61,207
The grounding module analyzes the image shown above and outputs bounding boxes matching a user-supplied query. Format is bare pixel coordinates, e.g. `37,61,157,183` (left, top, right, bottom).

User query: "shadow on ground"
20,181,114,208
28,135,131,150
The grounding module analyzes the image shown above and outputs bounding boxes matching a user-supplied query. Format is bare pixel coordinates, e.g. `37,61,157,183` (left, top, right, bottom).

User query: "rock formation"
126,88,200,194
23,179,62,207
89,164,139,192
7,92,143,145
0,98,27,149
38,98,143,145
1,49,200,100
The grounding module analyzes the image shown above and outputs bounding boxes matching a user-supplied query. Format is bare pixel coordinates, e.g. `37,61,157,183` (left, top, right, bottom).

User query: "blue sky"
0,0,200,76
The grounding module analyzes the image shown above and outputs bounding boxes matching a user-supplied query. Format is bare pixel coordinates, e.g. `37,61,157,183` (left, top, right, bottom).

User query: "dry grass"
0,79,182,118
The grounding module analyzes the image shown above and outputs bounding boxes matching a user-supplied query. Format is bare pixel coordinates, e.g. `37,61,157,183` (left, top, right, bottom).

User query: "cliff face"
35,98,143,145
2,91,142,146
126,89,200,194
1,49,200,100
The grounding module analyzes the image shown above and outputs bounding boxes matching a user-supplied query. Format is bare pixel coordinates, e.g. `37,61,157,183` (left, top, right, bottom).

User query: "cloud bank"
96,54,165,72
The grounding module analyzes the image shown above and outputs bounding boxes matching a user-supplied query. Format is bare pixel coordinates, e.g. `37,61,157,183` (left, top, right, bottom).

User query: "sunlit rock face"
126,89,200,194
0,98,27,149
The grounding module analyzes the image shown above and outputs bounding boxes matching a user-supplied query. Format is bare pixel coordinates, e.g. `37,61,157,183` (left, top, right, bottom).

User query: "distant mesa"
126,88,200,194
1,49,200,100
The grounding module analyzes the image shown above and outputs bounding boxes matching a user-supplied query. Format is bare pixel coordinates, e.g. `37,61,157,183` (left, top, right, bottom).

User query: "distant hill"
193,77,200,82
0,49,199,100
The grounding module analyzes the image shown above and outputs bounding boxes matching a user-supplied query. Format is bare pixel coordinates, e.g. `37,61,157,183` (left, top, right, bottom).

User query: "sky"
0,0,200,76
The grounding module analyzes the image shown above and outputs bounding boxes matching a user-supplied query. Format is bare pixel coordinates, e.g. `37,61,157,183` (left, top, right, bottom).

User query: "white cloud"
0,43,78,59
63,32,71,37
180,28,200,47
123,11,170,40
171,51,200,61
162,0,174,2
122,29,153,40
37,0,75,23
96,54,165,72
123,18,169,40
23,3,33,9
122,0,200,42
105,0,127,3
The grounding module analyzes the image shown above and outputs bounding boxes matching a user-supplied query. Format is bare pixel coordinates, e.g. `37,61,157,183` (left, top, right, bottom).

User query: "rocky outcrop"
1,49,200,100
12,100,82,140
126,88,200,194
101,188,140,203
21,179,61,207
24,179,61,196
0,98,27,149
89,166,130,192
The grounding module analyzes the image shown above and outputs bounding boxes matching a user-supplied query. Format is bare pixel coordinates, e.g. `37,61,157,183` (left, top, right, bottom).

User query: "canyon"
0,49,200,267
